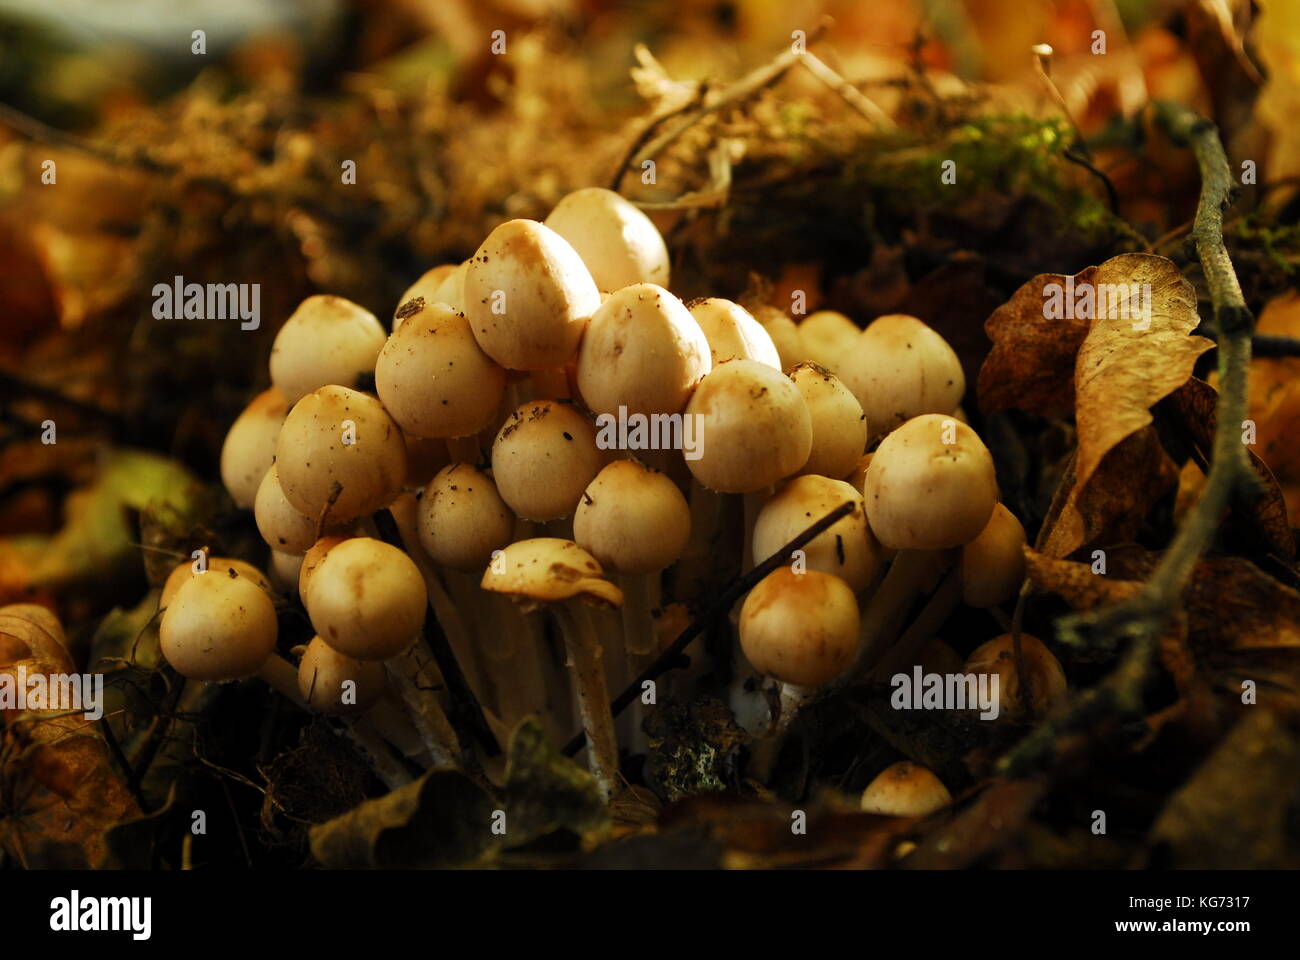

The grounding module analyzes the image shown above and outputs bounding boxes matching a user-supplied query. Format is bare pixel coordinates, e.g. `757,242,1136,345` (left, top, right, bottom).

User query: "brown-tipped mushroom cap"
840,314,965,440
491,400,607,521
683,360,812,493
961,503,1027,608
463,219,600,370
160,573,278,681
750,305,805,371
297,636,387,714
789,363,868,479
573,460,691,574
394,264,458,326
751,475,882,592
544,187,670,292
161,556,271,607
220,387,288,509
797,310,859,375
269,295,387,403
862,414,997,550
688,298,781,369
576,283,711,417
418,463,514,572
303,537,427,661
739,568,859,687
375,299,506,439
254,464,348,555
275,385,407,524
859,761,953,816
964,633,1067,724
481,538,623,610
298,534,351,599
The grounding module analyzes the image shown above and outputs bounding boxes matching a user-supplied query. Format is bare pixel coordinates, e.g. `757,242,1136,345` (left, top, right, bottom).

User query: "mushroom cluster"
202,185,1062,803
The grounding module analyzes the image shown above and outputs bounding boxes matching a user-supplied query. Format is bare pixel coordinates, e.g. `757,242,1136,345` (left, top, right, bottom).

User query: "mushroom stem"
384,653,461,769
748,682,813,782
552,601,620,800
869,565,963,682
740,488,770,575
255,654,308,708
844,549,954,682
342,717,415,790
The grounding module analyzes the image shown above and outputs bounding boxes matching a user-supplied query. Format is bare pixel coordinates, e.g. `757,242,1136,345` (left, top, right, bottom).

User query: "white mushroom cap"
739,568,859,687
861,414,998,550
303,537,427,661
961,503,1027,608
463,219,601,370
491,400,607,521
297,635,387,714
161,556,271,607
543,186,670,292
254,464,346,555
394,264,458,327
220,387,288,510
418,463,514,572
683,360,812,493
576,283,711,417
480,538,623,611
160,572,278,681
839,314,965,440
750,305,805,371
573,460,691,574
751,475,882,592
375,299,506,439
789,363,868,480
860,761,953,816
687,298,781,369
275,385,408,524
964,633,1067,724
797,310,859,376
269,295,387,403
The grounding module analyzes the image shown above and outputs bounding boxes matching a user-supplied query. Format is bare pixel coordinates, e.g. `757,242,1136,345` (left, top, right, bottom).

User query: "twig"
999,101,1261,775
562,500,856,756
0,102,173,174
796,52,896,129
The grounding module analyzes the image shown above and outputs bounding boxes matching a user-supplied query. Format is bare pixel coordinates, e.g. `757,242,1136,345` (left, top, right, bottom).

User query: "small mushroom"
491,400,607,521
960,503,1027,608
160,570,278,683
463,219,601,370
269,295,387,403
860,761,953,817
688,297,781,369
393,264,459,327
275,384,408,524
839,314,965,441
797,309,859,376
161,555,271,607
544,187,670,292
297,636,387,715
964,633,1067,724
219,387,288,509
254,464,348,555
789,362,868,480
375,299,506,441
749,304,805,371
481,538,624,799
575,283,711,417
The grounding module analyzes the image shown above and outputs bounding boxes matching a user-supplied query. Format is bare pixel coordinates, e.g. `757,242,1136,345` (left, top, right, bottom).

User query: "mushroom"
275,384,408,525
573,460,690,660
851,414,998,676
219,387,288,509
964,633,1067,724
749,304,805,371
575,283,711,418
161,555,271,607
859,761,953,817
688,298,781,369
789,363,868,480
254,464,348,555
481,538,624,799
543,186,670,292
839,314,965,441
269,295,387,403
797,309,859,376
377,298,506,445
159,569,280,684
739,567,860,738
393,264,459,327
751,475,883,593
463,219,601,370
960,503,1027,608
297,636,387,715
490,400,607,521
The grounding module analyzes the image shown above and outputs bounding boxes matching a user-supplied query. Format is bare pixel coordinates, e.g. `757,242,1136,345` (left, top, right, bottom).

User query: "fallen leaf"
502,717,609,847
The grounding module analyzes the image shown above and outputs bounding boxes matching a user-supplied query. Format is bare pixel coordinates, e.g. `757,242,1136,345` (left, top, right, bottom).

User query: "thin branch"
796,52,896,129
0,102,173,174
1000,101,1260,775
